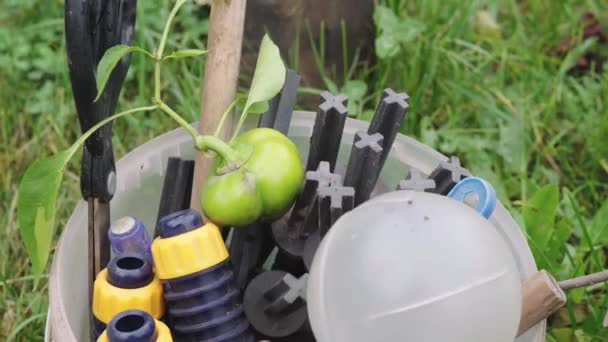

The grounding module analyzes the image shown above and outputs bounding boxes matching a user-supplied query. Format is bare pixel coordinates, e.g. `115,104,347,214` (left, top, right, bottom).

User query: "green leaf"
16,105,157,275
248,101,269,114
538,219,571,272
235,94,268,115
497,117,527,173
95,45,152,101
375,35,400,59
374,5,424,59
562,245,586,304
18,150,72,274
524,184,560,252
374,6,400,34
162,49,207,60
341,80,367,116
590,198,608,245
243,34,286,116
550,327,574,342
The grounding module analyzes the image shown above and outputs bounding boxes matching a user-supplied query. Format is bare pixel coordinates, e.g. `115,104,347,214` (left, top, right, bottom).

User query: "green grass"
1,0,607,341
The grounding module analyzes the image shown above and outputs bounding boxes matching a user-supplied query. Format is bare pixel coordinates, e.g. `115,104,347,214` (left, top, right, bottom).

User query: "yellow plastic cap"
92,269,164,324
151,223,228,280
97,319,173,342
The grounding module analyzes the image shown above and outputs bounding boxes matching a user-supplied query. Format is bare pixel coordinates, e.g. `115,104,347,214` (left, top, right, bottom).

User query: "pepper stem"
195,135,245,167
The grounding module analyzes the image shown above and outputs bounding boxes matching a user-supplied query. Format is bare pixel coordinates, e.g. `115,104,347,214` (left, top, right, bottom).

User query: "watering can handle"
447,177,496,219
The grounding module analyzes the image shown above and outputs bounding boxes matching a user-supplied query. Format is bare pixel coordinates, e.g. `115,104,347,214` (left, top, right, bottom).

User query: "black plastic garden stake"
305,92,348,172
228,223,274,291
259,69,301,135
302,179,355,270
367,88,409,167
317,183,355,237
273,91,349,261
243,271,311,339
288,161,340,227
428,156,471,195
154,157,194,237
272,162,340,259
397,168,437,193
343,131,384,206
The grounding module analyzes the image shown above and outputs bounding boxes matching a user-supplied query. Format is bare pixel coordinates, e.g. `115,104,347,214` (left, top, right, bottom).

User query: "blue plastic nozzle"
92,253,164,338
98,310,173,342
107,310,156,342
109,217,153,265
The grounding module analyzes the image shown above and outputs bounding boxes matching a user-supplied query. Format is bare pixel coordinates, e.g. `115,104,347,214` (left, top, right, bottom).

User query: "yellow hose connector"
151,222,228,280
97,314,172,342
92,263,164,324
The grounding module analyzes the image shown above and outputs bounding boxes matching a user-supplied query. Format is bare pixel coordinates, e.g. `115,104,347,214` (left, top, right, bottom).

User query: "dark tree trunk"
242,0,375,90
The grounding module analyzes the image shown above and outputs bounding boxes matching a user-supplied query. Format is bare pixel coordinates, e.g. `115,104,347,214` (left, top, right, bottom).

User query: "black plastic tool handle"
65,0,137,201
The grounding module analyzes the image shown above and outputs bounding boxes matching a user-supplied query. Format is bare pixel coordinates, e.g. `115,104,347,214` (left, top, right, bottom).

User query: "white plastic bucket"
47,111,545,341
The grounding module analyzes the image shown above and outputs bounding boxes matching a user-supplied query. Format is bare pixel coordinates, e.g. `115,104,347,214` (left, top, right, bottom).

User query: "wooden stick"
518,269,608,336
558,270,608,291
517,270,566,337
190,0,247,211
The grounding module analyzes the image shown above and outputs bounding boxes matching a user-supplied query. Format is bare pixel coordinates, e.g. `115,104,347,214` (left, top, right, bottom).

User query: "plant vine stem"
154,0,186,99
155,61,161,100
156,0,187,60
197,135,241,164
155,99,200,141
214,98,238,137
70,105,159,159
231,107,250,142
154,99,241,163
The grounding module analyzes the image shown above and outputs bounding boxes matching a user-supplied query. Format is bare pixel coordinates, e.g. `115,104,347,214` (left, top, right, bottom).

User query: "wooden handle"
517,270,566,337
190,0,247,211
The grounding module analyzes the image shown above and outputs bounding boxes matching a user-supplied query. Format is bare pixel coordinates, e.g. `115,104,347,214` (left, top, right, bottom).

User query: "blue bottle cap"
107,310,156,342
107,253,154,289
158,209,203,238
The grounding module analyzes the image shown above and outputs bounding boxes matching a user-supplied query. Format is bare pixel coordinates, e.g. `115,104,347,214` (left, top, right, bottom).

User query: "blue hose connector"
151,209,253,341
97,309,173,342
109,216,153,266
93,253,164,338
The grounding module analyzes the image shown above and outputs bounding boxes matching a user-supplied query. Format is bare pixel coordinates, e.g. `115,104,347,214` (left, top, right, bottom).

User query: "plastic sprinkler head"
152,209,253,341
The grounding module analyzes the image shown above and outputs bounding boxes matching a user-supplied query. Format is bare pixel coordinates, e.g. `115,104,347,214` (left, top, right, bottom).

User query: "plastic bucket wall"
47,112,545,341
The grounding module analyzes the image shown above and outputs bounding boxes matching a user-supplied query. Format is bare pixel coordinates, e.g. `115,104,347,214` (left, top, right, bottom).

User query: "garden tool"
108,216,153,266
65,0,137,339
151,209,253,341
518,269,608,336
92,252,164,338
97,310,173,342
